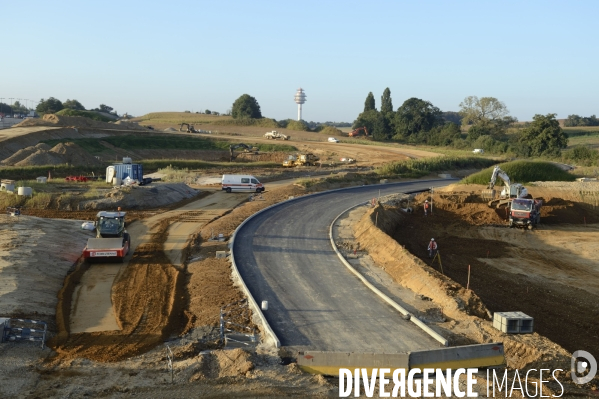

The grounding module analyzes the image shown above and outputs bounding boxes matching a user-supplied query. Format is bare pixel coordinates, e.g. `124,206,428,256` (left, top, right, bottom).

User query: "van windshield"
251,178,258,184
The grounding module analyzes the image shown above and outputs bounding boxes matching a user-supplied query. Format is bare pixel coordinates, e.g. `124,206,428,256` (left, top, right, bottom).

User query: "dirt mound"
11,142,102,167
164,127,177,132
1,142,52,165
187,245,249,329
235,152,289,162
354,204,490,321
388,191,599,359
14,114,149,131
191,348,254,380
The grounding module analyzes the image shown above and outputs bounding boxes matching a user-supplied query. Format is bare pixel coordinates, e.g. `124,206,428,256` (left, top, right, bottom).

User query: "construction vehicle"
82,210,131,262
264,131,290,140
484,165,529,208
348,126,369,138
229,143,259,161
282,153,320,167
509,198,542,230
179,123,199,133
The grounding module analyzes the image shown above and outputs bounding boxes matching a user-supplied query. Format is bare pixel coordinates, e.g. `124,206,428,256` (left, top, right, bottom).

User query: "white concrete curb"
329,198,449,347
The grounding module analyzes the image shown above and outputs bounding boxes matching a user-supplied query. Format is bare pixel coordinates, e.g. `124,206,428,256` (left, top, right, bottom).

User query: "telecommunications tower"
294,88,306,121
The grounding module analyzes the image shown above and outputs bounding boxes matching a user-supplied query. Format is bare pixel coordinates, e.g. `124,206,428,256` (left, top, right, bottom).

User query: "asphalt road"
233,179,456,352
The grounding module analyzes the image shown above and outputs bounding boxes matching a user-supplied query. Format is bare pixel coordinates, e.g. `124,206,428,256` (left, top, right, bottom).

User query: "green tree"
393,97,442,141
231,94,262,119
63,99,86,110
0,103,13,115
36,97,64,114
564,114,599,127
205,109,211,114
352,109,379,139
427,122,462,146
372,111,392,141
364,92,376,112
518,113,568,157
380,88,393,115
98,104,114,113
11,101,28,114
459,96,514,138
442,111,462,125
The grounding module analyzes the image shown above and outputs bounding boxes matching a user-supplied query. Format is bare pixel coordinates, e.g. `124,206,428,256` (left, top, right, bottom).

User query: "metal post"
430,187,434,215
467,264,471,290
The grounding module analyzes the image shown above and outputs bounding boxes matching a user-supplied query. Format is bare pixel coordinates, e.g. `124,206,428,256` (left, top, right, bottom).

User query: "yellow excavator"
229,143,259,162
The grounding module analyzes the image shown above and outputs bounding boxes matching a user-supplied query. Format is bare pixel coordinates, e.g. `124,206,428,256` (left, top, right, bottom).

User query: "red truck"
509,198,542,230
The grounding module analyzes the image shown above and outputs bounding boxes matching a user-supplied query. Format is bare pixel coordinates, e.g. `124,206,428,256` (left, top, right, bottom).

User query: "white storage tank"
36,176,47,183
122,157,132,164
106,166,115,183
1,183,14,192
112,177,122,186
17,187,33,196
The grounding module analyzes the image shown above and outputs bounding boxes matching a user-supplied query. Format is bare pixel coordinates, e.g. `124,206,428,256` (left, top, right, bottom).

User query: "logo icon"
571,350,597,385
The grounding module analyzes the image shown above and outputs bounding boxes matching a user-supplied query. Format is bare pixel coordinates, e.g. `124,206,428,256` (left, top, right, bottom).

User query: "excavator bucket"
481,189,496,200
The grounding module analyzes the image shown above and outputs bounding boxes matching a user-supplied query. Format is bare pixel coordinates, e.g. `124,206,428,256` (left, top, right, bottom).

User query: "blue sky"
2,1,597,122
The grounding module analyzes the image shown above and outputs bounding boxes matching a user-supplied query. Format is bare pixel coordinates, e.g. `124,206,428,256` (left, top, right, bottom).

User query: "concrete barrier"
409,343,505,370
296,343,505,375
297,351,409,375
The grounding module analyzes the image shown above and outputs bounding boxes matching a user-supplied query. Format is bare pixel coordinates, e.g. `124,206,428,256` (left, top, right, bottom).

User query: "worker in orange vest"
428,238,438,257
424,200,430,216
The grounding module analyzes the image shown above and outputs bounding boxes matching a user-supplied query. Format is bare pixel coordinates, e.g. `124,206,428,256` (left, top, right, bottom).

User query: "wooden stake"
467,264,471,290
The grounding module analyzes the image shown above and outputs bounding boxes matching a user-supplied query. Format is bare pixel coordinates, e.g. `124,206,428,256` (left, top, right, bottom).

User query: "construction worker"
424,200,430,216
428,238,438,258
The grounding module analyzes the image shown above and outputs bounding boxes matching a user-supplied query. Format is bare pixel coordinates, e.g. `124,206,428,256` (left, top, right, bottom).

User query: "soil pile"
191,348,254,380
1,142,52,165
14,114,150,131
2,142,102,167
187,243,249,329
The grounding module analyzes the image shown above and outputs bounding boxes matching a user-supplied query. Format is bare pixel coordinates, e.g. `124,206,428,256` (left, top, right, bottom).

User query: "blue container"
112,163,143,181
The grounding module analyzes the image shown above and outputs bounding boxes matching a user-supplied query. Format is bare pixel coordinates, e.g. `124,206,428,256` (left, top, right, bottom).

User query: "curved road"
234,179,455,352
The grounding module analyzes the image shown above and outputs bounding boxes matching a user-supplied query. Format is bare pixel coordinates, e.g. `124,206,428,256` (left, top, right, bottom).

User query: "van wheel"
226,187,232,193
256,188,261,193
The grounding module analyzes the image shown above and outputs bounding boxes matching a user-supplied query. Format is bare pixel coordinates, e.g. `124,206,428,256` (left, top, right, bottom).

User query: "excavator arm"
488,166,511,191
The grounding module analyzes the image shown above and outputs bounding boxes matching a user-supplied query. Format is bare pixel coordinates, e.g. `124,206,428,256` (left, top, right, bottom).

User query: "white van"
473,148,484,154
222,174,264,193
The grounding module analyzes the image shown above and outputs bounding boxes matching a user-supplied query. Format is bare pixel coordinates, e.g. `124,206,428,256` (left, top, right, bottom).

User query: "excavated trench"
388,192,599,357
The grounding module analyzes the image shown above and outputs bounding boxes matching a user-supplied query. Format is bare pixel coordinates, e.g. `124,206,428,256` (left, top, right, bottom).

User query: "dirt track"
391,187,599,358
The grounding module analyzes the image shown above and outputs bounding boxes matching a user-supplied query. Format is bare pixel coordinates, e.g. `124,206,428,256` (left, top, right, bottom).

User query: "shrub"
562,145,599,166
56,109,113,122
461,160,576,184
318,126,343,136
376,157,497,178
286,120,309,131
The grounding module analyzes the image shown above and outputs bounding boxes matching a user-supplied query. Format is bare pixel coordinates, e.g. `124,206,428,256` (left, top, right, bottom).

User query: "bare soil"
389,186,599,359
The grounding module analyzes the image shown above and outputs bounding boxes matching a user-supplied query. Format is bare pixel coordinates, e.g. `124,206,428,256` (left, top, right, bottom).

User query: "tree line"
35,97,117,116
352,89,569,158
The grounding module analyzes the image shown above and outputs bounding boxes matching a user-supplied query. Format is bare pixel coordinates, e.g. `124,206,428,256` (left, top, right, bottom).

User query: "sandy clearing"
65,190,249,335
0,214,90,322
69,264,122,333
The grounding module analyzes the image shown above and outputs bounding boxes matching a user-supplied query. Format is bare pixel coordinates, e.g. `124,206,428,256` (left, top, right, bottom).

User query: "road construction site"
1,119,599,396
